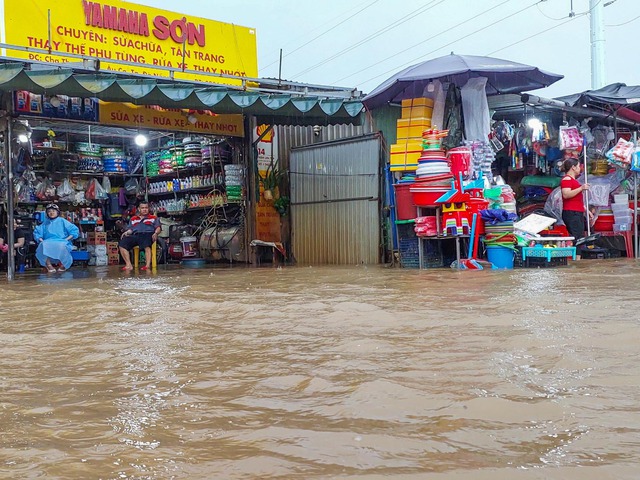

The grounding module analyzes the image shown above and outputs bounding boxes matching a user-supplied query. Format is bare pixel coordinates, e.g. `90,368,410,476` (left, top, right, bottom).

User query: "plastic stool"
133,242,157,270
596,230,633,258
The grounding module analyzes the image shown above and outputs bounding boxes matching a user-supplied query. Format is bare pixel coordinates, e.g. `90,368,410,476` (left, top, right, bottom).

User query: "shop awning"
0,63,364,126
557,83,640,108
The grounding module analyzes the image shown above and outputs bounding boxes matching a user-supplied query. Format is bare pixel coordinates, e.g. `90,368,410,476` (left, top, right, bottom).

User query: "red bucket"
393,183,416,220
447,146,472,178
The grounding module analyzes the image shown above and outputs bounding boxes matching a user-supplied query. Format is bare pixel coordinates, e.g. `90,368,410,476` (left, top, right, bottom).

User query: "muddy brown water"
1,261,639,479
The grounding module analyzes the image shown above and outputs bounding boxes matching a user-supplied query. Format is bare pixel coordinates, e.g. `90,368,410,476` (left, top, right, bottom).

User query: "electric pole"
590,0,606,89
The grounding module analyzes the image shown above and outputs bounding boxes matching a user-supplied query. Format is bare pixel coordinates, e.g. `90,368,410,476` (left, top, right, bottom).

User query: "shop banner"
253,124,281,241
99,102,244,136
0,0,257,85
254,124,278,172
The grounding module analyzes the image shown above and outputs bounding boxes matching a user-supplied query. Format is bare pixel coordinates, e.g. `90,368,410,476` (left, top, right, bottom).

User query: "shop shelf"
147,185,225,196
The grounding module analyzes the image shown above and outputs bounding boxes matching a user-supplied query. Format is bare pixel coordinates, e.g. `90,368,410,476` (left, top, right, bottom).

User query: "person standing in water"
561,158,592,259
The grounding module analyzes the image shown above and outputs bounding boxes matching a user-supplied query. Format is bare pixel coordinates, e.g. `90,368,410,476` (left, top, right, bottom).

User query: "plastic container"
393,183,416,220
614,194,629,204
613,214,633,224
614,223,632,232
486,245,514,269
611,204,631,215
593,214,614,232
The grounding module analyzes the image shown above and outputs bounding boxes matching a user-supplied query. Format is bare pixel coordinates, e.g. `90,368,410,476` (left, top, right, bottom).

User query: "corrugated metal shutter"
290,134,381,265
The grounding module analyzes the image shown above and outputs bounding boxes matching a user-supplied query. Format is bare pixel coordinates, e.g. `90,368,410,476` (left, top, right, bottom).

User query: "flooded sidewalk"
1,261,639,479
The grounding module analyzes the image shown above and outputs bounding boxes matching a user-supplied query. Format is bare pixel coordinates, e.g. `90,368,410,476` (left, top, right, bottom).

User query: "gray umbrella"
362,53,563,109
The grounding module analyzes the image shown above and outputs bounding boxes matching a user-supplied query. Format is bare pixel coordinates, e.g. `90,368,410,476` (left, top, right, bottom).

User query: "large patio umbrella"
362,53,563,109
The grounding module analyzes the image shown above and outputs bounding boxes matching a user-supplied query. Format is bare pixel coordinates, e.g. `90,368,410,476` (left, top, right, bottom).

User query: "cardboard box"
87,232,107,245
108,257,120,265
106,241,119,254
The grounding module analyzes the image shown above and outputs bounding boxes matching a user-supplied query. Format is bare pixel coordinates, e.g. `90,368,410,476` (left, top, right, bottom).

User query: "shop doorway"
289,134,382,264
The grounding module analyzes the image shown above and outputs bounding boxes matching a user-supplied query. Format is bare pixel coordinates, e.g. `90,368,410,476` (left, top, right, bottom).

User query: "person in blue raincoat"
33,203,79,272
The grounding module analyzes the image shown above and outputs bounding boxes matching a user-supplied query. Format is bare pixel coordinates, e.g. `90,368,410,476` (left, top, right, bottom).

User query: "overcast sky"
132,0,639,98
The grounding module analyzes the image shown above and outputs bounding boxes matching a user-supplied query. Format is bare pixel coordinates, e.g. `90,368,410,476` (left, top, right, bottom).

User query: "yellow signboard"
0,0,257,85
99,102,245,136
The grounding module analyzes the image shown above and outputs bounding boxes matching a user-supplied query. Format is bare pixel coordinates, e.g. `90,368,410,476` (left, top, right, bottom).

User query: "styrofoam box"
614,194,629,204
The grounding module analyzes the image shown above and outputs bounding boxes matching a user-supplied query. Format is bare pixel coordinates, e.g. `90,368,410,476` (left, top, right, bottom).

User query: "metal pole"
583,138,590,237
278,49,283,87
4,110,15,281
590,0,606,89
634,131,638,259
141,147,148,203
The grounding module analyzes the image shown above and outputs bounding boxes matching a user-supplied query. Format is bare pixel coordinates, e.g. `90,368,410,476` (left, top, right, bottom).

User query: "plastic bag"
544,187,564,224
559,125,583,150
57,178,75,200
94,178,108,200
36,177,56,200
460,77,490,141
102,176,112,193
85,178,97,200
124,177,139,194
606,138,635,168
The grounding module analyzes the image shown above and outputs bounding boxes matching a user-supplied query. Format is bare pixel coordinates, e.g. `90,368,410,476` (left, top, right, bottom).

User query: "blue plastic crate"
71,250,91,261
521,246,576,261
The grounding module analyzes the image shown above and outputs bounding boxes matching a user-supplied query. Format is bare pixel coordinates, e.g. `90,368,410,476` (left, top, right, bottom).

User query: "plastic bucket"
486,245,514,269
393,183,416,220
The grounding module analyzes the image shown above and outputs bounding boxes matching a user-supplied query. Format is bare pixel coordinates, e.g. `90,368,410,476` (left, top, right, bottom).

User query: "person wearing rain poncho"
33,203,80,272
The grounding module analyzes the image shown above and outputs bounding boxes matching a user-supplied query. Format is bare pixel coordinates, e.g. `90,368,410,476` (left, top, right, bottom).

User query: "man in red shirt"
119,202,161,271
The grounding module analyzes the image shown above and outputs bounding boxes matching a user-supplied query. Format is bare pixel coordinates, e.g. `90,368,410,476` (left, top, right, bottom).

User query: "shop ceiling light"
527,118,542,130
17,134,29,143
134,133,148,147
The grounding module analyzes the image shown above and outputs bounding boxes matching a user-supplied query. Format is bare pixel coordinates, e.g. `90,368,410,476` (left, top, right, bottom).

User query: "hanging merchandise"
442,84,464,150
558,125,583,151
460,77,491,142
605,138,635,169
430,80,446,129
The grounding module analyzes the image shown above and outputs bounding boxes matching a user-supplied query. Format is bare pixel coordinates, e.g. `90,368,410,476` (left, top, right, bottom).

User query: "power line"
356,0,542,89
487,12,586,55
536,2,568,21
260,0,381,73
290,0,446,80
606,14,640,27
333,0,511,84
260,0,376,69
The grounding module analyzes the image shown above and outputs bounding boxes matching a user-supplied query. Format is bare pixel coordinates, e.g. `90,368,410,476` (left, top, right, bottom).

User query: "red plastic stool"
596,230,634,258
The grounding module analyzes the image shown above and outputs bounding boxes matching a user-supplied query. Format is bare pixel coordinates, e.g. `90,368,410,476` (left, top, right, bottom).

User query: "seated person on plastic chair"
34,204,80,273
119,202,161,271
0,217,27,272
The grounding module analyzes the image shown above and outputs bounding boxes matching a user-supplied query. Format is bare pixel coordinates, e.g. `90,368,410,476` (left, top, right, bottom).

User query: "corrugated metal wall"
275,124,371,171
289,134,381,265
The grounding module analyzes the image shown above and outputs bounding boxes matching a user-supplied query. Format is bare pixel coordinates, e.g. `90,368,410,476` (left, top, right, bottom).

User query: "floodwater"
1,261,639,479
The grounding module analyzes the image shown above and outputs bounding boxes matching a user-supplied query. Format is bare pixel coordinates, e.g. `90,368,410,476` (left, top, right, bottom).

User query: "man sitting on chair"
119,202,161,271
